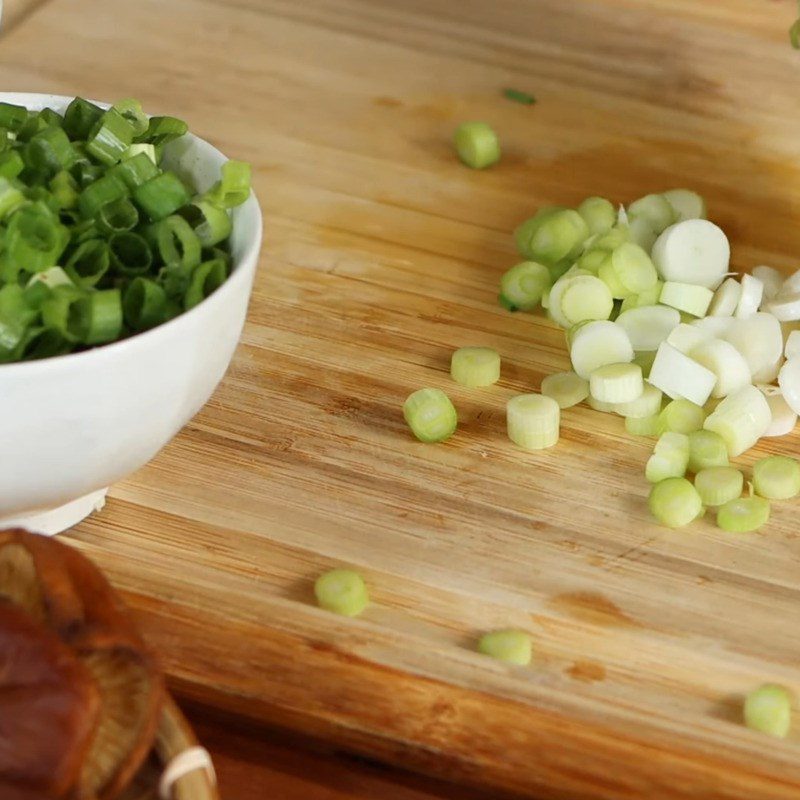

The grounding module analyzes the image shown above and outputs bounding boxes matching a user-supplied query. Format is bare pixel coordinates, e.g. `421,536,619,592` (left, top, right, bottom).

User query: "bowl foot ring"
0,488,109,536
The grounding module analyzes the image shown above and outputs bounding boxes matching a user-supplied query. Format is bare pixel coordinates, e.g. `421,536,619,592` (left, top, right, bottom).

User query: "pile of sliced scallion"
404,186,800,535
0,97,251,362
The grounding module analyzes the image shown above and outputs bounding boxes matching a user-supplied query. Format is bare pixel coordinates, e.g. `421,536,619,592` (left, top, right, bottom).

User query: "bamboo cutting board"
4,0,800,796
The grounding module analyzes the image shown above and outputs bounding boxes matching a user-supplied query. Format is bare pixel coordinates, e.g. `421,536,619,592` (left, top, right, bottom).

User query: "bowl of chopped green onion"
0,93,262,534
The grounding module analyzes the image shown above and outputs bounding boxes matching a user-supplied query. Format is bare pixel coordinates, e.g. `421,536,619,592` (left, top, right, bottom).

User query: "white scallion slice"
708,277,741,317
560,274,614,325
752,266,784,302
646,431,690,483
744,684,792,739
757,384,798,437
687,429,729,473
507,394,560,450
541,371,589,409
577,196,616,236
667,323,710,354
778,357,800,416
593,227,629,251
615,305,680,352
499,261,551,311
614,383,662,418
767,292,800,322
695,466,743,506
590,363,643,403
548,268,591,328
662,189,707,222
611,242,658,293
690,316,735,338
403,389,458,443
587,396,619,413
717,496,770,533
751,356,783,384
619,281,664,313
648,477,702,527
785,330,800,361
576,247,610,274
660,281,714,317
478,629,533,666
626,216,658,253
570,320,634,379
651,219,730,289
782,268,800,295
752,455,800,500
628,193,676,235
625,414,660,436
598,258,634,300
734,274,764,319
657,398,707,435
721,312,783,379
315,569,369,617
648,342,716,406
450,347,501,387
703,384,771,456
689,338,751,398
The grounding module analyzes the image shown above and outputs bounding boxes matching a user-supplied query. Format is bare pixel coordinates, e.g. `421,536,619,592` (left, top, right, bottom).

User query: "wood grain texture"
2,0,800,796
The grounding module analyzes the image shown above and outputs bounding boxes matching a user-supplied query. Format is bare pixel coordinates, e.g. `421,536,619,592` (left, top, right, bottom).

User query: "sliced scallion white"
687,429,729,473
721,313,783,379
695,466,743,506
708,277,741,317
648,477,702,527
661,189,707,222
660,281,714,317
752,266,784,302
625,215,658,253
689,338,751,398
734,274,764,319
666,322,710,354
703,385,771,456
785,330,800,361
648,342,716,406
757,385,798,437
450,347,501,387
590,362,643,404
646,431,690,483
657,399,707,435
570,320,634,379
628,193,676,235
778,358,800,415
743,684,792,739
507,393,560,450
717,495,770,533
610,243,658,293
577,196,616,236
651,219,730,289
541,371,589,409
752,455,800,500
403,388,458,443
767,292,800,322
614,383,662,418
499,261,551,311
615,305,680,352
559,274,614,325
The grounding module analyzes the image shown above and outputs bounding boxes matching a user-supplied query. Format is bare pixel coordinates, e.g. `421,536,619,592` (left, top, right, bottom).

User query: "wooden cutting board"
4,0,800,796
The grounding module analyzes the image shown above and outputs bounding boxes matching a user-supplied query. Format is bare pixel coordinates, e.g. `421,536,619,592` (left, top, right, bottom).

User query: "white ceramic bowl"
0,93,262,534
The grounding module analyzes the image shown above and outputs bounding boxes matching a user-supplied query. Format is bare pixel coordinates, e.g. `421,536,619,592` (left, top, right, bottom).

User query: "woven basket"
119,695,220,800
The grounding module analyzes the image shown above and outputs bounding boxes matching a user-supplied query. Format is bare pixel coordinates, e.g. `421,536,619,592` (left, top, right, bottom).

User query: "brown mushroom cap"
0,530,164,800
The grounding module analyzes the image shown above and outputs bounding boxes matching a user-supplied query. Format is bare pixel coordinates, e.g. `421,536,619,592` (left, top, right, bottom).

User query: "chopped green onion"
694,466,743,507
69,288,123,345
657,399,706,435
181,199,232,247
569,320,634,379
744,685,792,738
108,151,160,190
16,111,49,143
717,496,770,533
152,215,202,271
515,208,588,266
98,197,139,234
648,342,716,407
752,456,800,500
646,432,690,483
0,177,26,221
314,569,369,617
122,143,157,164
662,189,707,222
502,88,536,105
133,171,191,221
123,277,168,331
139,115,188,146
648,477,703,528
590,362,643,404
687,430,729,473
50,169,80,210
86,109,136,166
577,197,615,236
78,173,128,219
660,281,714,317
403,388,458,443
0,102,28,133
703,385,771,457
0,150,25,180
453,122,500,169
614,383,662,418
40,286,84,342
559,274,614,325
541,371,589,409
204,160,252,208
610,243,658,294
6,207,69,275
450,347,501,387
112,98,149,137
499,261,551,311
25,126,75,175
109,231,153,276
65,240,111,287
625,414,660,436
507,393,560,450
63,97,104,141
627,193,676,235
478,630,532,665
0,284,37,356
183,258,228,309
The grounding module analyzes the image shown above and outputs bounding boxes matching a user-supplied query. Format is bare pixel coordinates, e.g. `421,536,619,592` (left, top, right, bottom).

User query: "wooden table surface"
5,1,800,798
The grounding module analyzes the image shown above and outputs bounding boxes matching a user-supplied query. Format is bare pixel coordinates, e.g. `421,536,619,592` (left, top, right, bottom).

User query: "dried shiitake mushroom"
0,530,164,800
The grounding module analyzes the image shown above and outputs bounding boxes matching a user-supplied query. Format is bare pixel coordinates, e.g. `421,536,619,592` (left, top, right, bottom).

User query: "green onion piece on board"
153,215,202,271
752,456,800,500
403,388,458,443
78,173,129,219
687,430,729,473
450,347,501,387
645,432,690,483
65,240,111,287
648,477,703,528
717,496,770,533
657,399,706,435
577,196,616,236
112,98,150,137
123,277,168,331
541,371,589,409
204,160,252,208
514,208,589,266
478,630,532,666
139,115,189,146
109,231,153,276
63,97,104,141
183,258,228,309
133,171,191,221
744,684,792,738
314,569,369,617
181,199,232,247
453,121,501,169
499,261,551,311
502,88,536,105
0,102,29,132
70,288,123,345
98,197,139,234
694,466,743,507
507,393,560,450
86,109,136,166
